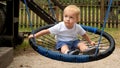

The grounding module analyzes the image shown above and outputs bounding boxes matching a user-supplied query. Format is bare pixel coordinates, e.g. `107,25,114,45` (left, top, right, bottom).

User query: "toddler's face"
63,10,78,29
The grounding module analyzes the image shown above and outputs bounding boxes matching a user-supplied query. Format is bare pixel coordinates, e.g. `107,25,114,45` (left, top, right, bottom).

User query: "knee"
61,45,69,54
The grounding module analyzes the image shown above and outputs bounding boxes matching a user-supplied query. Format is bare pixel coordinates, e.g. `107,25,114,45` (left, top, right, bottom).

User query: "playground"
0,0,120,68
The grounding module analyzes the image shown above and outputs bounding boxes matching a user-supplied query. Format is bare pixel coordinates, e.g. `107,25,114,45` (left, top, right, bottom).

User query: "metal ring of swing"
29,24,115,63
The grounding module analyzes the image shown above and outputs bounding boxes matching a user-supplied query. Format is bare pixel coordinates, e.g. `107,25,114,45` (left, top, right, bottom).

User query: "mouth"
65,22,71,24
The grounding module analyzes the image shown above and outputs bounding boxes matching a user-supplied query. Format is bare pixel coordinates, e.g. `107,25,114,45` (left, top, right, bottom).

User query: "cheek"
63,17,66,20
63,17,66,21
70,19,76,23
73,19,78,23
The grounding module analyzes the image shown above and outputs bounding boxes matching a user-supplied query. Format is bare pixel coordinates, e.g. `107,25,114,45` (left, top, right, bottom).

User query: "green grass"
104,27,120,46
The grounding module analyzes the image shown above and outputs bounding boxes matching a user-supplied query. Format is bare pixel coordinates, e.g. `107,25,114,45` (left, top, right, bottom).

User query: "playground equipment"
25,0,115,62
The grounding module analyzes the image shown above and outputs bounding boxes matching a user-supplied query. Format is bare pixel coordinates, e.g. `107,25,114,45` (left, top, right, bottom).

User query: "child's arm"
28,29,50,39
82,33,95,46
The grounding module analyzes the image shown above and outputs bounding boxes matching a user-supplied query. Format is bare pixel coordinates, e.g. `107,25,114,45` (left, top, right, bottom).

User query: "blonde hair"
63,5,80,21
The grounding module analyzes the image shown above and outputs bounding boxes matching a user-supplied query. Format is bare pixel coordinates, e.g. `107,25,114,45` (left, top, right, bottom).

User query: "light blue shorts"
56,39,80,50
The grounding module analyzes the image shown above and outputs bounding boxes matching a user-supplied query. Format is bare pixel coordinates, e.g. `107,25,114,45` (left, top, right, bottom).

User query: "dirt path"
7,46,120,68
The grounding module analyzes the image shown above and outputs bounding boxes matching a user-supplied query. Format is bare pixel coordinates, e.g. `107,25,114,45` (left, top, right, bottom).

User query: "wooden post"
100,0,104,27
55,0,59,21
5,0,14,36
13,0,24,46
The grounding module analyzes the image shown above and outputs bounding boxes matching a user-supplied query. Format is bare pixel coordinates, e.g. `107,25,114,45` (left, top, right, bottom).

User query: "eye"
70,16,73,18
64,15,68,17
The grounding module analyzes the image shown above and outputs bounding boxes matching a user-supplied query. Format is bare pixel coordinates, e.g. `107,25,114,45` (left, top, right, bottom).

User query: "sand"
7,46,120,68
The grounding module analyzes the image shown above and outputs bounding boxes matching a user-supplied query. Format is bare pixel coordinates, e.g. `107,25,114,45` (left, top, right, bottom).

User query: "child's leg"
60,45,69,54
56,41,70,54
77,42,88,52
77,42,97,55
61,45,80,55
56,41,80,55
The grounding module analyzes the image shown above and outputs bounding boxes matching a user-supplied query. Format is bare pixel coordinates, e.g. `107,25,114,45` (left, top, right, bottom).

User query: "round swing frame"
29,24,115,63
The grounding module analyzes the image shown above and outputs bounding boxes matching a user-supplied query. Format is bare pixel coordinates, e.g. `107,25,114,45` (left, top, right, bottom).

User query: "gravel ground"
7,46,120,68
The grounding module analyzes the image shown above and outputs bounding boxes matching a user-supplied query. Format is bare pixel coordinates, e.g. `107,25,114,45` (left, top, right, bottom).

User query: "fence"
19,0,120,32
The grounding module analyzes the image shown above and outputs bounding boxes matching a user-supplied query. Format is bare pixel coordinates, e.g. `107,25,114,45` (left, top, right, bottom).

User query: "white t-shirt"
48,21,86,41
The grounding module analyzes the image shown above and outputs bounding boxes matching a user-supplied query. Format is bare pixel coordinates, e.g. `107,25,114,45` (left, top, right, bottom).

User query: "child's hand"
90,41,96,46
28,34,34,39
